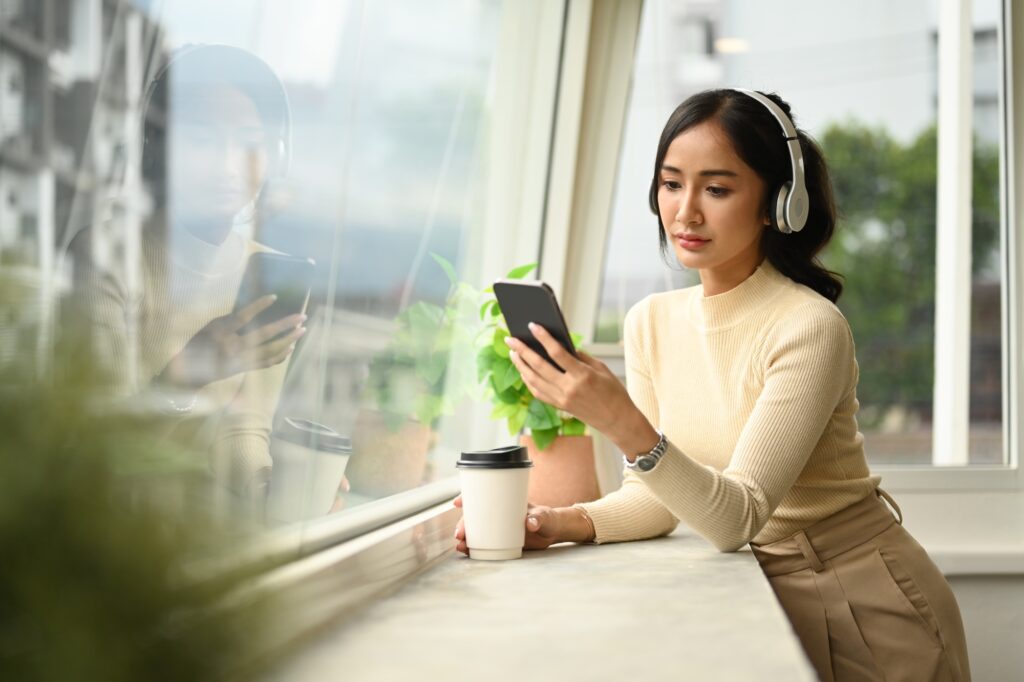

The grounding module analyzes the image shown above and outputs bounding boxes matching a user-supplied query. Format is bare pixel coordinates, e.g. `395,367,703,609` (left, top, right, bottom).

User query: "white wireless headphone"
734,88,808,234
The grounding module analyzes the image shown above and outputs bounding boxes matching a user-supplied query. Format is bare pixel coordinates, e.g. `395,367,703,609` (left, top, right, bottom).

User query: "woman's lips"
677,235,710,250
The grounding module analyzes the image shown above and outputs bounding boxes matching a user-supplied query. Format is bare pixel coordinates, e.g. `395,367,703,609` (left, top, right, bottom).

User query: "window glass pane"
1,0,555,547
596,0,1005,466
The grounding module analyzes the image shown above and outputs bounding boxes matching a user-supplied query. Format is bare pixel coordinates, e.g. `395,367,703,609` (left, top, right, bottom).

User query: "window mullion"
933,0,975,466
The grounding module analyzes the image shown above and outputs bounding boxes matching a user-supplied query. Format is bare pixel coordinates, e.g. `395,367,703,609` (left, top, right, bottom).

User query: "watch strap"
623,430,667,472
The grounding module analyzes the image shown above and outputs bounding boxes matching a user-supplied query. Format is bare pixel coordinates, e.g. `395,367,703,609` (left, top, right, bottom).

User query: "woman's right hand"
157,295,307,389
452,496,571,556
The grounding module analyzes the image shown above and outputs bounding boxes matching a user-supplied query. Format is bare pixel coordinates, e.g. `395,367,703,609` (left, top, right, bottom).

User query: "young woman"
454,89,970,682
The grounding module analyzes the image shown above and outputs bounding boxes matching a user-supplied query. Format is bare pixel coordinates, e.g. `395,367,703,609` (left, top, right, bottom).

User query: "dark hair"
648,88,843,302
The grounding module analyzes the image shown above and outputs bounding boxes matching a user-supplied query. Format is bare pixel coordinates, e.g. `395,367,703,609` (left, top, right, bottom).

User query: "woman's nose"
675,189,702,225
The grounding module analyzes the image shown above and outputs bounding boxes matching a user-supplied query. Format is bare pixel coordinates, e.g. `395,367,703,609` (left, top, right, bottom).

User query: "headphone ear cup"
772,182,792,234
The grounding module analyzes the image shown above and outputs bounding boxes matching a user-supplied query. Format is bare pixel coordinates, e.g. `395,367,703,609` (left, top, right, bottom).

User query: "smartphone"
234,252,316,336
493,280,576,372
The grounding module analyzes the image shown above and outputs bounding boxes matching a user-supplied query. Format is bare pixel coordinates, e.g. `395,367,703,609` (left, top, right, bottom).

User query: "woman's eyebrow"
660,164,738,178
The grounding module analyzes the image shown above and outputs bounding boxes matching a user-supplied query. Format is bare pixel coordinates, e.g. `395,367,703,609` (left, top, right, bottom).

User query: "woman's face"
167,84,270,237
657,120,770,294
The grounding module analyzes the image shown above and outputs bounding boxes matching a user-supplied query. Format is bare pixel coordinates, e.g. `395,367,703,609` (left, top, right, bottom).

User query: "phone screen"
493,280,575,372
234,253,316,335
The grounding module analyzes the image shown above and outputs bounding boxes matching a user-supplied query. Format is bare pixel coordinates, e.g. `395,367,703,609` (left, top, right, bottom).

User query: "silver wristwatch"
624,430,668,472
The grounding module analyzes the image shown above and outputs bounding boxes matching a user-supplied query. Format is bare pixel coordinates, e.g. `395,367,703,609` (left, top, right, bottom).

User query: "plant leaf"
490,402,518,419
477,345,499,383
505,262,537,280
490,376,520,404
492,328,510,359
530,426,559,450
479,300,494,320
507,405,528,436
525,399,560,431
430,252,458,286
561,417,587,436
492,357,520,393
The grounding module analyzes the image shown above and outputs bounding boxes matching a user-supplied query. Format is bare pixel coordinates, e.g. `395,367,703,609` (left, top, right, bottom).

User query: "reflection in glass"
67,44,305,515
2,0,520,533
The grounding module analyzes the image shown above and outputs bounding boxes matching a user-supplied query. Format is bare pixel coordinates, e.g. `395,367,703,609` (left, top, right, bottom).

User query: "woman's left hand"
506,323,637,438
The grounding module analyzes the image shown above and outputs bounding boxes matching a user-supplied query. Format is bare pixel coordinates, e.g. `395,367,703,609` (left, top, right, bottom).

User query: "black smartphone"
234,252,316,336
493,280,576,372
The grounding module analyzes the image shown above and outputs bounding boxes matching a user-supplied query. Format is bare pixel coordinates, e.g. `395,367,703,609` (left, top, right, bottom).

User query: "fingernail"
269,294,278,301
299,314,308,322
527,322,537,330
297,327,307,336
527,515,538,528
504,336,512,345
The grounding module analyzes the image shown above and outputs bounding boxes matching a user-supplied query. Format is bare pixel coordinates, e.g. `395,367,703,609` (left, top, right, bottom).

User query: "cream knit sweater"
576,260,880,552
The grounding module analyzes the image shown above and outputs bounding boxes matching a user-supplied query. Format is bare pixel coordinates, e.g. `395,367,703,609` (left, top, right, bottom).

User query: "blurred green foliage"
0,364,268,680
820,121,1000,426
364,253,482,431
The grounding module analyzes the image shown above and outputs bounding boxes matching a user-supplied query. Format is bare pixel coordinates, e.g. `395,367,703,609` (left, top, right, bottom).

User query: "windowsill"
263,523,816,681
930,548,1024,576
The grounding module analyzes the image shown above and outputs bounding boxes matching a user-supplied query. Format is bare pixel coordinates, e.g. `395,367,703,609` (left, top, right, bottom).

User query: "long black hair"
648,89,843,303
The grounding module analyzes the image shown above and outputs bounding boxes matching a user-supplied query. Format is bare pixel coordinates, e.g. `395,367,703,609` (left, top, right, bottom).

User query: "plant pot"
346,409,433,498
519,434,600,508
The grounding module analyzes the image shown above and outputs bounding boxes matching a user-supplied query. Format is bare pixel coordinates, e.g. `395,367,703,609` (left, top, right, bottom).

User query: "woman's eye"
662,180,681,191
707,186,730,197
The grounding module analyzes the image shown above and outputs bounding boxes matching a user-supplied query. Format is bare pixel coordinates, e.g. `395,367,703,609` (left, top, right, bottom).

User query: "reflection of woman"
69,45,305,503
455,90,969,680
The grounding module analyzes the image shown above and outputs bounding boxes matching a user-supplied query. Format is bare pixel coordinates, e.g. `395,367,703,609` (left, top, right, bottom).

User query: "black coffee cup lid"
274,417,352,454
456,445,533,469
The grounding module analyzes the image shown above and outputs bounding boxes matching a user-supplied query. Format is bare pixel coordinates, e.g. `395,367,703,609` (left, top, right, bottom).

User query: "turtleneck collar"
690,259,790,331
155,222,247,278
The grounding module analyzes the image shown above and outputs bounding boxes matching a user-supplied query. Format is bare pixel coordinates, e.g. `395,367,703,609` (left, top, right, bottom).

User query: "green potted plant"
347,254,479,497
475,263,601,507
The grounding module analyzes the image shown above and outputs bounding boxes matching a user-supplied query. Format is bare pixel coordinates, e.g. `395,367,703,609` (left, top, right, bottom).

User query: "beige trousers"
751,490,970,682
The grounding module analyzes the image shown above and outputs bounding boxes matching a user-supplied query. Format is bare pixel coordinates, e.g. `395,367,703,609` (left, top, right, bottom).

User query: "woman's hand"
157,295,307,390
328,476,351,513
452,496,592,556
506,323,658,455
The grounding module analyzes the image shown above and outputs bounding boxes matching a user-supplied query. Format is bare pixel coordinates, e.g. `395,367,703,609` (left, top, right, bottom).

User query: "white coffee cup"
267,417,352,524
457,445,533,560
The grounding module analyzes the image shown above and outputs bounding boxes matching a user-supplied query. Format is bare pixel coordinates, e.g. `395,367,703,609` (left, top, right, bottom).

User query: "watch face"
637,456,656,472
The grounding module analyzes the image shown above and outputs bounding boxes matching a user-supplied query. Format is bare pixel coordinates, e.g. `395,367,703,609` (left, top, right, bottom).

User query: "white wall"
948,575,1024,681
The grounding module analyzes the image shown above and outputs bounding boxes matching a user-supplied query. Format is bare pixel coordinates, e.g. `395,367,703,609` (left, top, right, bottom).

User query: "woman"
454,89,970,682
67,45,307,506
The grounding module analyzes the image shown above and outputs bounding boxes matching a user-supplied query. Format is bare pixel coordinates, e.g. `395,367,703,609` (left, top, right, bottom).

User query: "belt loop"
877,488,904,525
794,530,825,573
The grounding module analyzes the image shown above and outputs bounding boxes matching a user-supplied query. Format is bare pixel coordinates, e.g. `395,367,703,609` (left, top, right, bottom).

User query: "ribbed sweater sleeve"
574,303,679,543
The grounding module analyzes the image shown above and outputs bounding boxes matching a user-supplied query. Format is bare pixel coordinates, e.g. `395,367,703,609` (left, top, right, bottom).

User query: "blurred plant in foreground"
0,351,272,680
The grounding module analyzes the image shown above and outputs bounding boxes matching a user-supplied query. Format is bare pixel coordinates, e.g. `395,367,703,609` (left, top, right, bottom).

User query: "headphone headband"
733,88,808,233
